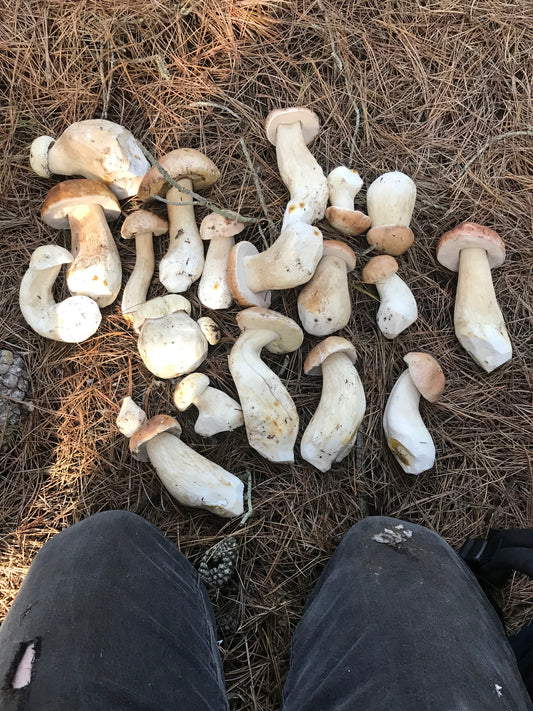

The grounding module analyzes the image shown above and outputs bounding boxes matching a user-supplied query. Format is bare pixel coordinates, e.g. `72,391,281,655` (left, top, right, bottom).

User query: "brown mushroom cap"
236,307,303,354
304,336,357,376
41,179,121,229
325,206,371,237
129,415,182,461
322,240,357,271
265,107,320,146
121,210,168,239
227,241,271,308
362,255,399,283
436,222,505,272
366,225,414,256
403,352,445,403
137,148,220,202
200,212,245,241
173,373,210,411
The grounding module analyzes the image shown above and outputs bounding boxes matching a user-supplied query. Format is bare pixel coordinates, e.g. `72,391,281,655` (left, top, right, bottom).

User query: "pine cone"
198,536,238,589
0,350,31,451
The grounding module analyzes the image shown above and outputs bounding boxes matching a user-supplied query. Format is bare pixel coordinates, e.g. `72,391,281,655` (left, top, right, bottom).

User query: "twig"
239,138,276,241
99,45,114,120
240,470,253,525
127,54,170,80
360,243,377,256
460,129,533,176
188,101,242,119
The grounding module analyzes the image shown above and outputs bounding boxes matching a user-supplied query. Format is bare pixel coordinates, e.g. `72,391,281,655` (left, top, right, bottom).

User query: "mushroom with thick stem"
198,212,245,309
325,166,371,236
383,352,445,475
41,179,122,308
30,119,150,199
362,255,418,339
173,373,243,437
228,307,303,462
297,240,356,336
138,148,220,293
19,244,101,342
436,222,512,372
120,210,169,329
301,337,366,472
366,171,416,255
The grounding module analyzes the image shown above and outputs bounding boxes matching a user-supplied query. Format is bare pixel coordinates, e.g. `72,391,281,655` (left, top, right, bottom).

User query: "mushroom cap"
265,107,320,146
173,373,210,410
126,294,191,332
436,222,505,271
403,352,445,403
41,179,121,229
236,307,303,354
121,210,168,239
137,148,220,201
325,206,371,236
200,212,245,241
362,255,399,283
129,415,182,462
322,240,357,271
366,225,414,256
227,241,271,308
197,316,221,345
30,135,55,177
29,244,73,270
304,336,357,376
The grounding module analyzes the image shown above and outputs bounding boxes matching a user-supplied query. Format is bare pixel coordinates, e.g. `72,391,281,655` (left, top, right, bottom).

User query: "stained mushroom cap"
362,255,399,283
173,373,210,410
304,336,357,375
129,415,182,462
325,206,371,236
264,107,320,146
322,240,357,271
236,307,303,354
137,148,220,201
121,210,169,239
403,352,445,403
41,179,121,229
436,222,505,272
200,213,245,240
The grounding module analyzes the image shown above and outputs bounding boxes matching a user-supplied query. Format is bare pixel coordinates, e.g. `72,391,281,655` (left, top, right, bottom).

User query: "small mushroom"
30,119,150,199
19,244,101,342
325,166,371,236
366,171,416,255
301,337,366,472
437,222,512,372
138,148,220,293
362,255,418,339
383,352,445,475
228,308,303,462
198,212,245,309
116,396,147,438
173,373,243,437
120,210,169,329
41,179,122,307
197,316,221,345
297,240,356,336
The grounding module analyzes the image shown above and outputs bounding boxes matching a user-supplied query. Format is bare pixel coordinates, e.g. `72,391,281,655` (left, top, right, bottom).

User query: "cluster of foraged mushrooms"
22,111,513,519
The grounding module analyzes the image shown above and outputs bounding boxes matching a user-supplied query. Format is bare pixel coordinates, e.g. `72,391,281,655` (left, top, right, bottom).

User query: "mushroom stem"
190,387,243,437
454,248,512,372
198,234,234,309
328,168,363,209
121,230,155,319
375,273,418,339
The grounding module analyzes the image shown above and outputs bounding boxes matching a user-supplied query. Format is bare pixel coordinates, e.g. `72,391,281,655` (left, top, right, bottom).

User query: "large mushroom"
138,148,220,293
30,119,150,199
19,244,101,342
383,352,445,475
198,212,245,310
436,222,512,372
300,337,366,472
366,171,416,255
325,166,371,236
228,307,303,462
41,179,122,307
173,373,243,437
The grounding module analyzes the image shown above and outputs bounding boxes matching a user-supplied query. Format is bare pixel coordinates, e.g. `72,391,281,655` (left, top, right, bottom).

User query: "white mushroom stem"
454,248,512,372
116,397,147,438
228,329,298,463
159,179,204,293
367,171,416,227
183,387,243,438
383,370,435,475
374,273,418,339
301,352,366,472
198,234,235,309
121,231,155,322
297,252,351,336
327,167,363,209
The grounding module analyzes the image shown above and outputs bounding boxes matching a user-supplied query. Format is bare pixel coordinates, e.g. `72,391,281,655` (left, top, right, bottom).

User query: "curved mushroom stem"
375,273,418,339
297,253,351,336
328,167,363,209
301,352,366,472
198,234,234,309
383,370,435,475
228,329,298,462
121,231,155,323
159,178,204,293
191,387,243,437
454,248,512,372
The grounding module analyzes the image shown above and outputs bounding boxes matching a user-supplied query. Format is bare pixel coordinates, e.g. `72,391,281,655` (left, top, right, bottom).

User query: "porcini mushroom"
362,255,418,339
383,352,445,475
297,240,356,336
198,212,245,309
116,396,147,438
30,119,150,199
325,166,371,236
197,316,221,345
41,179,122,307
366,171,416,255
19,244,101,342
436,222,512,372
173,373,243,437
228,307,303,462
121,210,169,328
138,148,220,293
301,337,366,472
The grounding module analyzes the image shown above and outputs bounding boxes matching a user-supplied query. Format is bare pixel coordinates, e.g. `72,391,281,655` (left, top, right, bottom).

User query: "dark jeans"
0,512,530,710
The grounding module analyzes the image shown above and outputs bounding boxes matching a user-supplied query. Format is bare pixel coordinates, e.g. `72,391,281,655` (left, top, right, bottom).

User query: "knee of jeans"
341,516,446,555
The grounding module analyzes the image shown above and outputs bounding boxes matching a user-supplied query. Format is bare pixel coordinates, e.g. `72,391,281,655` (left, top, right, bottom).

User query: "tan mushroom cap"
200,212,245,241
129,415,182,462
265,107,320,146
366,225,414,256
236,307,304,354
436,222,505,272
41,179,121,229
137,148,220,202
304,336,357,376
322,240,357,271
325,206,371,237
362,255,399,283
173,373,210,410
121,210,168,239
403,352,445,403
227,241,271,308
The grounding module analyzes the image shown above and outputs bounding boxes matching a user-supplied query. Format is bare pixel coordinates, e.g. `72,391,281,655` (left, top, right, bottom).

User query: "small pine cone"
198,536,238,589
0,350,31,451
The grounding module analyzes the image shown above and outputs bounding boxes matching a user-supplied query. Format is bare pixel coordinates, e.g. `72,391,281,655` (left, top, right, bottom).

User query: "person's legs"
0,510,229,711
282,516,532,711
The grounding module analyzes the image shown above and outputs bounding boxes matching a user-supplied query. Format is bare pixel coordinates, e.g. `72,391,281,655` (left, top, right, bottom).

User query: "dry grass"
1,0,532,707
